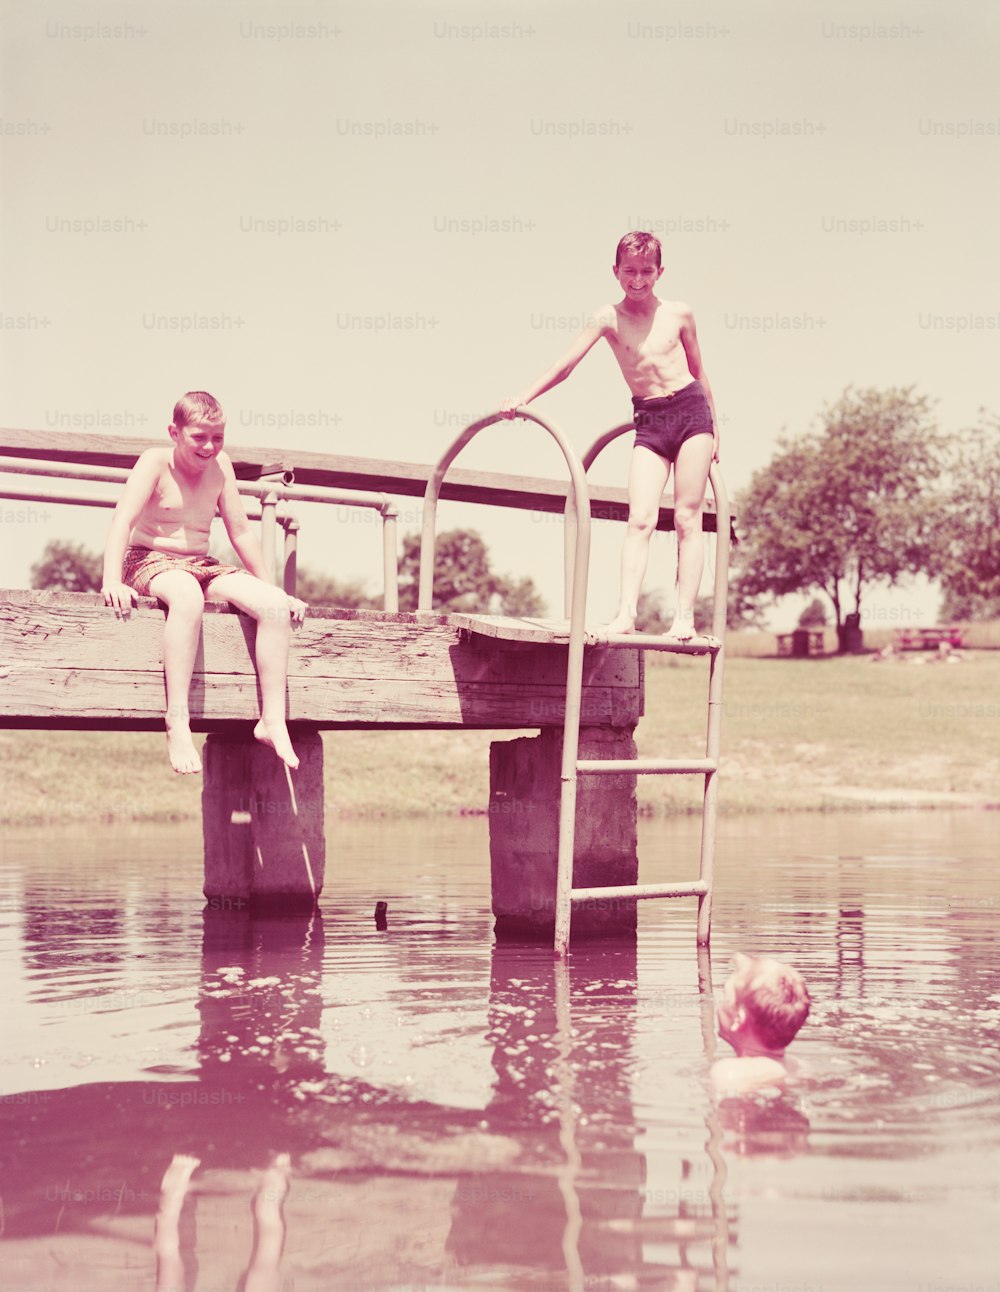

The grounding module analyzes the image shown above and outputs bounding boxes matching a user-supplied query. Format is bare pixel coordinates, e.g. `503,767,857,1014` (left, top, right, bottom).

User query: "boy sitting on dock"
501,230,719,639
711,953,811,1096
101,391,305,775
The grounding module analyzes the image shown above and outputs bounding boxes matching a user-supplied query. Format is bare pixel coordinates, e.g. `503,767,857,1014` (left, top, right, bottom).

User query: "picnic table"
776,628,826,657
893,625,965,651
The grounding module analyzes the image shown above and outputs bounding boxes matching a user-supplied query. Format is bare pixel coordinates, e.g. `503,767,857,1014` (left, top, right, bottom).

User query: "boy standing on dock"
501,231,718,639
102,391,305,775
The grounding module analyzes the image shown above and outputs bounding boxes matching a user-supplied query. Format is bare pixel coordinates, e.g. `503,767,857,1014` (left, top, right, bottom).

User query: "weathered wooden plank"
0,427,731,533
452,613,719,655
0,594,639,687
0,591,642,729
0,668,637,728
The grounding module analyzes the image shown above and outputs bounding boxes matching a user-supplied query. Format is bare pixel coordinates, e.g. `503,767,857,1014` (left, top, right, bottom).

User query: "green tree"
634,589,761,634
797,597,829,628
733,387,944,650
635,590,670,634
30,540,102,591
935,411,1000,622
397,528,546,615
294,567,382,610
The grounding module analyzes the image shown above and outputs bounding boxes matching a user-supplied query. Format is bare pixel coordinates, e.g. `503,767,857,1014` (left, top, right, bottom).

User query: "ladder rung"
595,632,721,655
576,758,717,776
572,881,709,902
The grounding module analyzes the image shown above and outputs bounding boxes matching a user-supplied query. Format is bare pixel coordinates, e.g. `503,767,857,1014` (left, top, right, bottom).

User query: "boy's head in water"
718,953,811,1054
712,954,811,1095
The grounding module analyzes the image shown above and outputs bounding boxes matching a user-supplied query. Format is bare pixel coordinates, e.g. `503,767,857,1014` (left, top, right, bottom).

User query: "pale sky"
2,0,998,626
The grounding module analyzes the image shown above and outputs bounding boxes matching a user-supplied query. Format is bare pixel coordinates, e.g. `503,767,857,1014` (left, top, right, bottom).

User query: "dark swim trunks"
122,546,244,597
632,380,714,463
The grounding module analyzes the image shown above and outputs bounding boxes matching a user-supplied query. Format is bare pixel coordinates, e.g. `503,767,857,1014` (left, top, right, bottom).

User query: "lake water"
1,809,998,1292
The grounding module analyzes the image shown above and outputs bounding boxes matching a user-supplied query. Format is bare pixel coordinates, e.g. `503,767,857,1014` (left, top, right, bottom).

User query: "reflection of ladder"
418,409,730,958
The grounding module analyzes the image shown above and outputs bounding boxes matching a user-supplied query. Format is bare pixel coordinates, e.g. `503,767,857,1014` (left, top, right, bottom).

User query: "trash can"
844,612,863,654
791,628,810,657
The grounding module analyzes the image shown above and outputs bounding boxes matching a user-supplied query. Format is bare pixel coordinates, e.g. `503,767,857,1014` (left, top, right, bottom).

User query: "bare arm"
101,449,165,613
216,455,271,581
500,308,612,417
679,308,720,462
217,457,306,621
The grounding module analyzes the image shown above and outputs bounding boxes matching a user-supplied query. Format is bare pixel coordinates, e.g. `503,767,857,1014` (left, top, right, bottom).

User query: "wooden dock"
0,592,644,731
0,591,648,936
0,424,730,944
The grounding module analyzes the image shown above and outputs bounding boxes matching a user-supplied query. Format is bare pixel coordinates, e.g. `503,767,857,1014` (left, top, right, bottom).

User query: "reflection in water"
716,1096,811,1158
153,1151,290,1292
198,907,327,1087
1,812,999,1290
445,943,737,1291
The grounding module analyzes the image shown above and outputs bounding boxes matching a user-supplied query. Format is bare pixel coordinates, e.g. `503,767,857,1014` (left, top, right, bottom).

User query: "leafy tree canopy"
732,387,944,642
30,540,102,591
935,411,1000,622
797,597,829,628
397,528,546,616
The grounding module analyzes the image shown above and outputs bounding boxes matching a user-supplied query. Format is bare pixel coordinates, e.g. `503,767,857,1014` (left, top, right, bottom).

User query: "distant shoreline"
2,653,997,826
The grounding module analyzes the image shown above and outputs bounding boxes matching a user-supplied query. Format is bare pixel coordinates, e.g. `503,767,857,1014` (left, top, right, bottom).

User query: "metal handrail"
0,455,399,610
418,408,593,959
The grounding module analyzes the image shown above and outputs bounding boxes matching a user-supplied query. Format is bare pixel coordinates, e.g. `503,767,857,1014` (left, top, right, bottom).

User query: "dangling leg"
206,573,299,768
147,570,207,773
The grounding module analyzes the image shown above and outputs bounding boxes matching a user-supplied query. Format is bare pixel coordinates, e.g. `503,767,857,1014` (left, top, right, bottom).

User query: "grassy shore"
2,652,997,826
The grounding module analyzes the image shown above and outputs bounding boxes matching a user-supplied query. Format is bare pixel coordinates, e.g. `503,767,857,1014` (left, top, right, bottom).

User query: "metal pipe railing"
0,456,399,609
697,463,730,945
418,408,592,959
562,423,634,617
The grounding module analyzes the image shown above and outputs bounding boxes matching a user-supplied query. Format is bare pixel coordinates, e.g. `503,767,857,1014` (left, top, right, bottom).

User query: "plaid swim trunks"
121,546,244,597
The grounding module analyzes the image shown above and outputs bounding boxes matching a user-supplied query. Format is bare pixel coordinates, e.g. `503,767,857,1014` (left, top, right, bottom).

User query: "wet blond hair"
740,957,811,1050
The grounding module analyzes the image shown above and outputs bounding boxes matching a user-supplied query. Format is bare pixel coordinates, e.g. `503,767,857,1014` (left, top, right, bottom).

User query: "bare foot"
604,613,637,636
665,611,696,641
160,1153,201,1201
166,725,202,775
253,719,299,770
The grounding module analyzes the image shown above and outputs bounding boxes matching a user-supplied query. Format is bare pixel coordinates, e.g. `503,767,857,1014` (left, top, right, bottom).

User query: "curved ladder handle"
418,408,594,960
562,423,634,618
562,424,731,639
418,407,593,625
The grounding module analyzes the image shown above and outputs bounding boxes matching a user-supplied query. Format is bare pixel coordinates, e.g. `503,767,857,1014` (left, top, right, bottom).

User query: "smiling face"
613,250,663,302
169,418,226,471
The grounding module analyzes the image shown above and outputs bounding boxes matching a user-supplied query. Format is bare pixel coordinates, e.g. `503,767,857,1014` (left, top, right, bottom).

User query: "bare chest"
149,467,220,520
610,307,685,364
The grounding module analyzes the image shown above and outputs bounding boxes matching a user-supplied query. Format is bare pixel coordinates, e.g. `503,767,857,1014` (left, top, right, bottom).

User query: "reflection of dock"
5,883,745,1288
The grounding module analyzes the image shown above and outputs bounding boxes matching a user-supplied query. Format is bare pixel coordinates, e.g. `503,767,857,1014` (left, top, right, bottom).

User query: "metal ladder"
419,410,730,958
559,422,730,956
